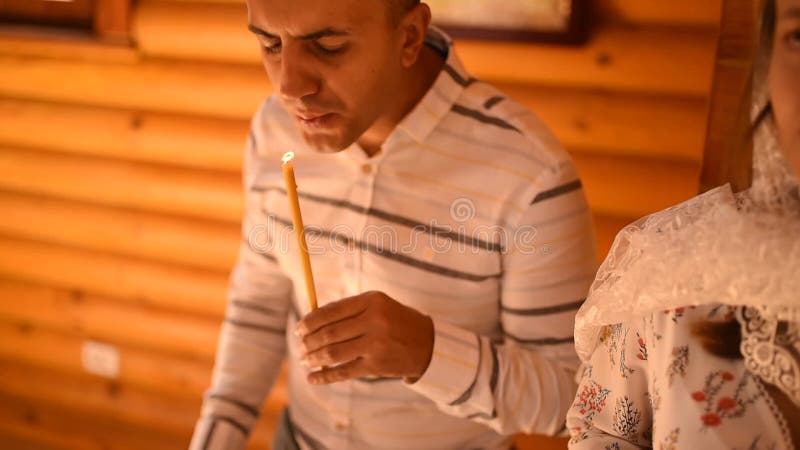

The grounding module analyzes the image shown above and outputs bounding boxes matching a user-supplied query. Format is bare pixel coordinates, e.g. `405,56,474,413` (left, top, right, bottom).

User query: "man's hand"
294,291,434,385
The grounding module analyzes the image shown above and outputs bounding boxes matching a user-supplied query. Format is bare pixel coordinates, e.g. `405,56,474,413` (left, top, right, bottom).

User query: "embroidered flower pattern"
691,370,762,429
658,428,680,450
666,346,689,387
600,324,634,378
636,332,648,361
612,396,642,439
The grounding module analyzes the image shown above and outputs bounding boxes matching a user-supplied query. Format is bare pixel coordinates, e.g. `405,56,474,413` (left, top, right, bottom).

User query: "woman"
567,0,800,448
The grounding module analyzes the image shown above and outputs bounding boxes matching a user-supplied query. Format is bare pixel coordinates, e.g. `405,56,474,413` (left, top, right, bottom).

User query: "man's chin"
300,130,353,153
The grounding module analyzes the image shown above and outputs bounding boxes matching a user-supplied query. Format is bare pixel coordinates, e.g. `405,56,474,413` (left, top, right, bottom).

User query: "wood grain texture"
0,236,228,316
132,0,717,95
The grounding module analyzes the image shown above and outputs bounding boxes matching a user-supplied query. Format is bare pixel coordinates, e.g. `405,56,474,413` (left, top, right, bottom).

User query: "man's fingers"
301,315,367,354
301,335,368,368
307,357,369,385
295,292,372,337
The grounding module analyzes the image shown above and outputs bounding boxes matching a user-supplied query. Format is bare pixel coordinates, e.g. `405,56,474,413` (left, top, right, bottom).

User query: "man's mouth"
296,111,336,129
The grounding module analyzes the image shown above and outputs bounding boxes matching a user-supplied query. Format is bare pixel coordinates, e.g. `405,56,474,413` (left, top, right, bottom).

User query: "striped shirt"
190,27,597,450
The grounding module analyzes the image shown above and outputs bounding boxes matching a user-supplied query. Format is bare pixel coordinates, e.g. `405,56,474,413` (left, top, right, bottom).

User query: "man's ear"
399,3,432,68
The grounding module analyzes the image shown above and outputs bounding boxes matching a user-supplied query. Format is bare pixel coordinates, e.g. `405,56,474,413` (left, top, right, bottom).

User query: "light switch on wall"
81,340,121,379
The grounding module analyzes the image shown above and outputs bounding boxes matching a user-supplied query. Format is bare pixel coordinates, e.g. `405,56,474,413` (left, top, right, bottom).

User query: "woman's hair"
692,0,776,359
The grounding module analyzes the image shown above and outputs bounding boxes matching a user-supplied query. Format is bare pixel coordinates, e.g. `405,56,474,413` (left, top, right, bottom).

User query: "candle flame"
282,151,295,164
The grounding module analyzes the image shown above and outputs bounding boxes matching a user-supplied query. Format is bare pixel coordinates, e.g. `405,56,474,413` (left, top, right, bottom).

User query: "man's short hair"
388,0,421,24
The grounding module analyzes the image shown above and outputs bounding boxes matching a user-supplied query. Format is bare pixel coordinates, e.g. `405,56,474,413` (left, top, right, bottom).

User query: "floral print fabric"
567,305,794,449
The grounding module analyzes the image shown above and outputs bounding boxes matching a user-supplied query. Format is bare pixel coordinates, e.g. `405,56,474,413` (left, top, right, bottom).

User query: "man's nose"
278,45,319,102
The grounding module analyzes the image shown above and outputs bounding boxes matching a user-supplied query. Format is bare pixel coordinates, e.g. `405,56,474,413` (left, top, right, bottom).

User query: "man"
189,0,597,448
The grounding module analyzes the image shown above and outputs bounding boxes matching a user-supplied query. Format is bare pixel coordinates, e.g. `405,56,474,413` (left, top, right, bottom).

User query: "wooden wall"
0,1,721,448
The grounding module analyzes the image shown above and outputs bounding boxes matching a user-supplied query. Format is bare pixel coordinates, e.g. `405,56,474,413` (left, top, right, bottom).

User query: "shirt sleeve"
566,319,652,449
408,162,598,436
189,124,294,450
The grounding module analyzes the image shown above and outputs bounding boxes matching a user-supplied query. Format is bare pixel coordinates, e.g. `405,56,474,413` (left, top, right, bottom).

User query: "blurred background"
0,0,723,448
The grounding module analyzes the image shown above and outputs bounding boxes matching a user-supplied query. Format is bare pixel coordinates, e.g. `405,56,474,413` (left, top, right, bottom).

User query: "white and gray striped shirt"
190,27,597,450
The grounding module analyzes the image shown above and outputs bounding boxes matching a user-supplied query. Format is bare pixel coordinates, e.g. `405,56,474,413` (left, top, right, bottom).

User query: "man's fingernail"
299,357,310,367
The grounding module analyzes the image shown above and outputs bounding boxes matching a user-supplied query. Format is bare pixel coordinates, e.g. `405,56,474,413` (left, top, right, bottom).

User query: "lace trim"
751,373,795,450
738,306,800,408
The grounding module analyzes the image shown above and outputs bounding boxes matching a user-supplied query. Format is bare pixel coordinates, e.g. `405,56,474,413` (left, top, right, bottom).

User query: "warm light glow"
282,151,295,164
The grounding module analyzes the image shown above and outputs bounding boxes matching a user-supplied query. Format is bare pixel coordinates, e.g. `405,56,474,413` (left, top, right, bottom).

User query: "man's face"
771,0,800,176
247,0,405,152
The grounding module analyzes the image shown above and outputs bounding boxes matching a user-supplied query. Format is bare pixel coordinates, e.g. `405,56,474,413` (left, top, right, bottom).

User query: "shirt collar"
393,26,472,145
343,26,472,162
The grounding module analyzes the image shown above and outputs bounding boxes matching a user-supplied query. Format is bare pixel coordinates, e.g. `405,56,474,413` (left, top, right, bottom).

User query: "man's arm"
405,164,597,435
189,127,294,450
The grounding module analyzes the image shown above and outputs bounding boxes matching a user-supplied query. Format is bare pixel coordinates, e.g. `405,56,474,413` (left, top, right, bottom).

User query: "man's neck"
357,44,444,157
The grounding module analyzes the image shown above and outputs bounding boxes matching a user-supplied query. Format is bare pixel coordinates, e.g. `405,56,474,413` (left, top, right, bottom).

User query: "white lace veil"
573,0,800,404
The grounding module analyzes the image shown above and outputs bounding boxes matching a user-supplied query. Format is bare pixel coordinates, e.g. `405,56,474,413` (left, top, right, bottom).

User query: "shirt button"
361,164,372,175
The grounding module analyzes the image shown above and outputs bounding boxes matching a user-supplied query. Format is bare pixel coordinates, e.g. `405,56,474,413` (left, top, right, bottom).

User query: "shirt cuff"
405,319,481,405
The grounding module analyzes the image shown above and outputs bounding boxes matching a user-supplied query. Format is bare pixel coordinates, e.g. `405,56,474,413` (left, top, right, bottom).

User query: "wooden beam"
0,87,707,165
505,87,707,162
0,191,239,271
0,279,221,361
0,360,201,437
0,322,213,401
94,0,133,44
0,361,278,448
592,213,634,258
0,237,228,316
595,0,722,27
154,0,722,28
0,144,697,222
700,0,757,193
131,0,717,96
0,55,270,119
0,360,280,449
0,99,247,171
0,147,243,223
0,393,186,450
574,153,701,218
0,32,138,62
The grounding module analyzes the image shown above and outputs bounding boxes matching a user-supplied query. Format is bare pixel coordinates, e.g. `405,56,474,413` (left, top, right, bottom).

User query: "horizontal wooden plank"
0,237,228,316
0,144,697,223
0,279,220,361
0,87,706,164
0,147,243,223
574,153,700,218
509,87,707,162
0,99,248,171
596,0,721,27
0,393,187,450
0,322,212,401
0,360,200,437
132,0,717,96
0,55,269,119
593,213,634,258
155,0,722,28
0,191,239,271
0,360,279,448
0,31,139,63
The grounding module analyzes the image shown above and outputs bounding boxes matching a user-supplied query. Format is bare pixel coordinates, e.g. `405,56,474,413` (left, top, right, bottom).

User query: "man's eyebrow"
248,24,278,39
247,24,351,41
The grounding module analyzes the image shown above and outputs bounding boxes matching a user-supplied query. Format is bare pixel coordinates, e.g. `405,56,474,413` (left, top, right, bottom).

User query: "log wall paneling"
0,0,722,448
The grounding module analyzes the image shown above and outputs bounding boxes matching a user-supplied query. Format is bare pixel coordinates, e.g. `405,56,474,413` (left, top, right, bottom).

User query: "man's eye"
262,42,282,55
314,38,347,55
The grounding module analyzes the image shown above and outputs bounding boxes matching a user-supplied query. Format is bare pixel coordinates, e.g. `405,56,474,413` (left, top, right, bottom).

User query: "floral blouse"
567,304,795,449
